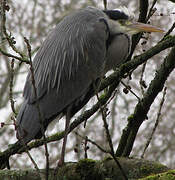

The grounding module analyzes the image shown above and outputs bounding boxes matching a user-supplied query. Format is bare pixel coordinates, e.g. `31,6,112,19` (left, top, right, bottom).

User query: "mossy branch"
0,157,170,180
116,47,175,157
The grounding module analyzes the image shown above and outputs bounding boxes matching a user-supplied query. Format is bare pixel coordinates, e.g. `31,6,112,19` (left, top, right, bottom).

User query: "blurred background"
0,0,175,169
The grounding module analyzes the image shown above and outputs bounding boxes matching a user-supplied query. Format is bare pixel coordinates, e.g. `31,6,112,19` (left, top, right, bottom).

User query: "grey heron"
16,6,163,165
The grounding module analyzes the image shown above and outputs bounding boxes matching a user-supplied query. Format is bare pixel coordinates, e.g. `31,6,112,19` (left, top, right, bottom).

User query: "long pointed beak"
127,22,164,33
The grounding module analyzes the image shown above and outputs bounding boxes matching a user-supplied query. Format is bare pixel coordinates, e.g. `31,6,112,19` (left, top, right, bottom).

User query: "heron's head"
104,9,164,35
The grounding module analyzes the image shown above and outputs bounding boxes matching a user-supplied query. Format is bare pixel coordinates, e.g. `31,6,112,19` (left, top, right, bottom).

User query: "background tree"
0,0,175,177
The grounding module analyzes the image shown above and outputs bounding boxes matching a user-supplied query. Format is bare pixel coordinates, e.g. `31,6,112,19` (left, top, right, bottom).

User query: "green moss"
76,159,96,178
140,161,166,176
75,159,104,180
127,114,134,122
102,157,168,179
128,158,168,179
55,159,104,180
0,158,170,180
99,93,106,99
78,158,96,164
139,169,175,180
54,162,79,180
102,155,113,162
0,169,42,180
161,35,173,42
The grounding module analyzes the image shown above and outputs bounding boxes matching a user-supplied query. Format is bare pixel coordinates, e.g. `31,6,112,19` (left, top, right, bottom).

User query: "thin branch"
0,0,29,67
139,62,147,95
161,21,175,42
9,59,17,116
84,136,88,159
0,47,29,63
146,0,158,21
25,150,40,173
75,132,110,153
11,120,41,174
24,37,49,180
95,85,128,180
1,0,27,59
121,81,140,101
141,87,167,158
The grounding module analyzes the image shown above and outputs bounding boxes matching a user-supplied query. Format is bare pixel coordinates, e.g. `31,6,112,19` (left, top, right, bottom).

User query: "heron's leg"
58,108,71,166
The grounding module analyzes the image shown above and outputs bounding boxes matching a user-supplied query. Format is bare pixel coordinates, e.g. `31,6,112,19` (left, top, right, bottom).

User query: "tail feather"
16,100,43,144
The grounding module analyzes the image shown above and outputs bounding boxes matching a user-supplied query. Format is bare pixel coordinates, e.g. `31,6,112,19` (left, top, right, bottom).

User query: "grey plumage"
16,7,131,143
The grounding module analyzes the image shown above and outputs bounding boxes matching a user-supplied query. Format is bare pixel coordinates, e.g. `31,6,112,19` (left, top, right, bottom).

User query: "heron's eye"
118,19,126,26
118,20,132,27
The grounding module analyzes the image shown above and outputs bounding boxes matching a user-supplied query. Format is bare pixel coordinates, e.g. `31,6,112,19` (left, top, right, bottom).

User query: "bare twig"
121,81,140,101
9,58,17,116
106,88,118,105
84,136,88,159
139,62,147,95
24,37,49,180
146,0,158,21
95,86,128,180
141,87,167,158
161,21,175,42
75,132,109,153
0,48,29,63
1,0,27,60
11,118,41,175
20,142,40,174
25,150,40,171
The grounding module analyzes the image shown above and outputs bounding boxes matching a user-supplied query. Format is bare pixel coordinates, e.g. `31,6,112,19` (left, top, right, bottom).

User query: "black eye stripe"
103,10,129,20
